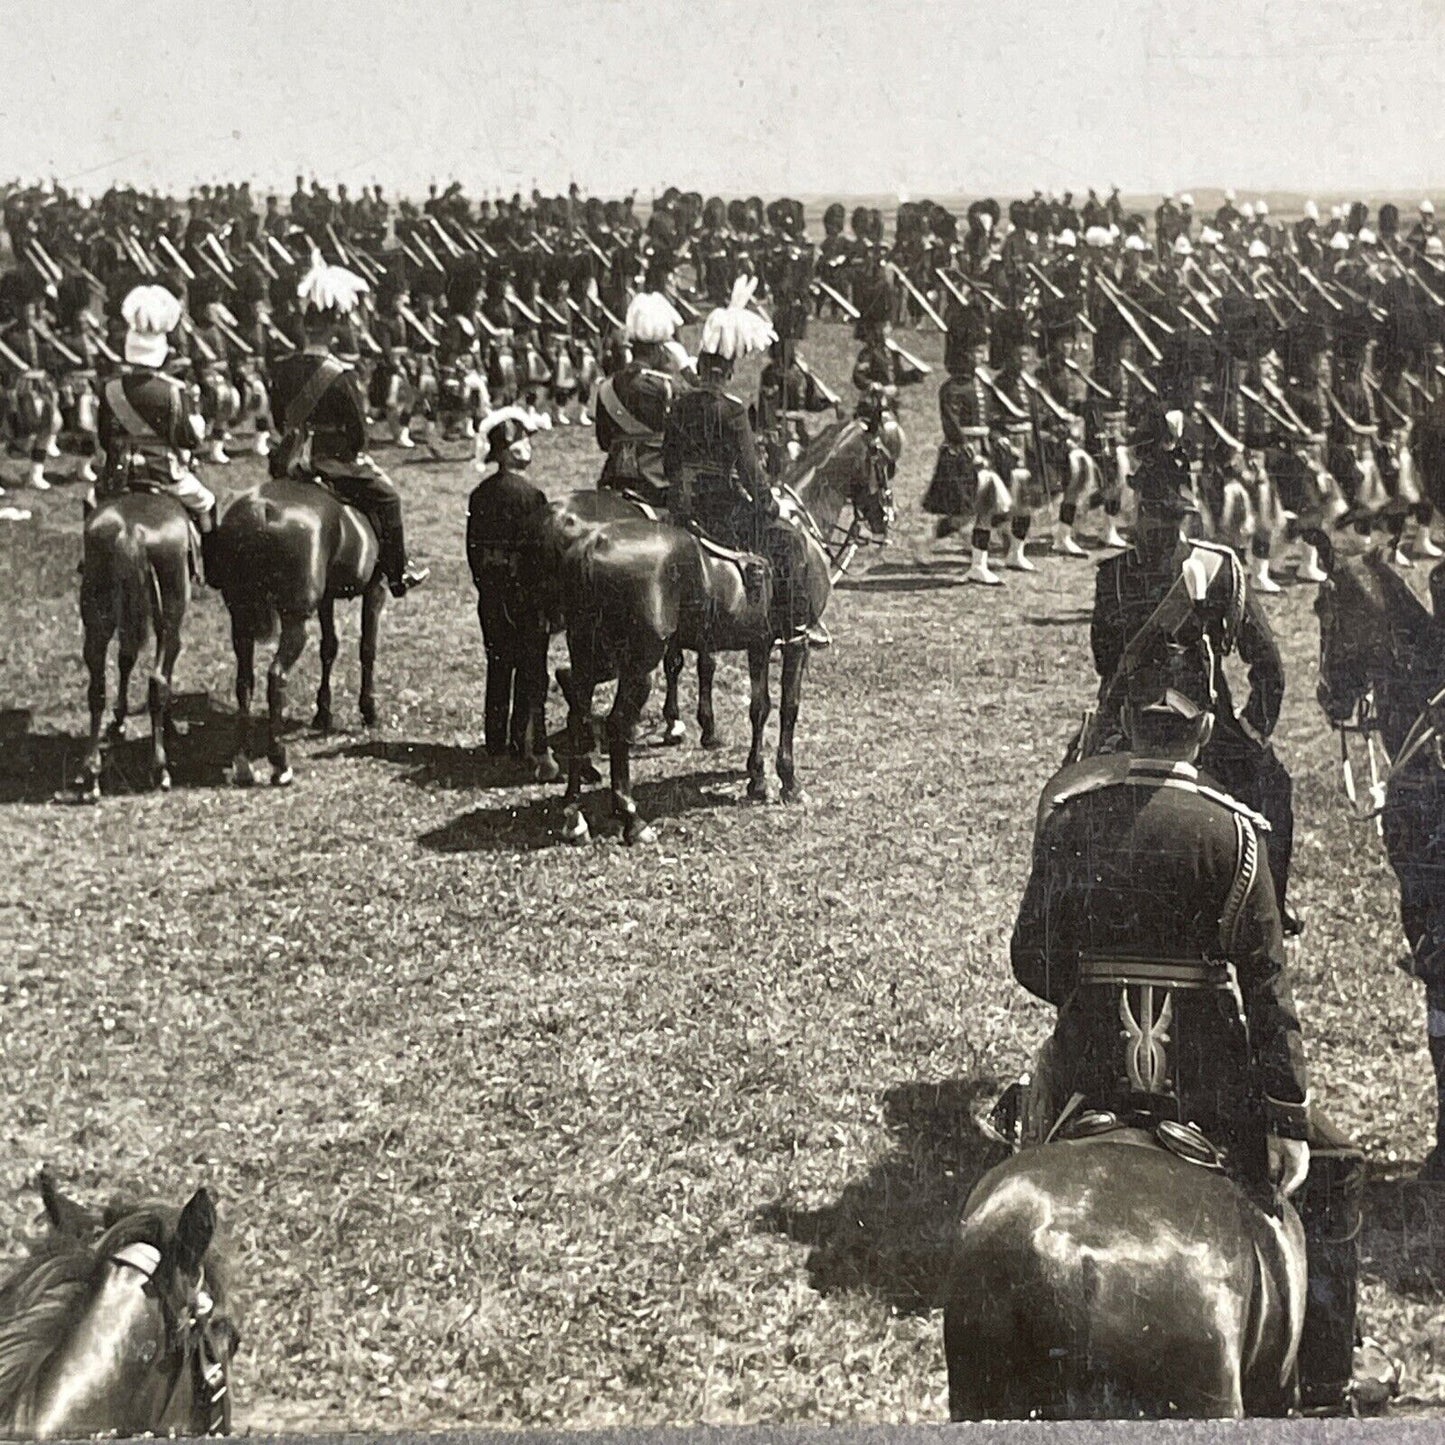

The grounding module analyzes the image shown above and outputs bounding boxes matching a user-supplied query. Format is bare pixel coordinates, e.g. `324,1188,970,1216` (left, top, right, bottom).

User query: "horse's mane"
0,1199,232,1425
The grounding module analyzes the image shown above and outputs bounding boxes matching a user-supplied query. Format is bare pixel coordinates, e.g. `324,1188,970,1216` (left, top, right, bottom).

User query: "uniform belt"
1077,956,1235,991
959,426,990,438
1005,423,1032,437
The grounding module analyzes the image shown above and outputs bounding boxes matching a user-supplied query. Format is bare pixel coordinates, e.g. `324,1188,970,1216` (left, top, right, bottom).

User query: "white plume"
699,275,774,361
297,258,369,316
121,284,181,336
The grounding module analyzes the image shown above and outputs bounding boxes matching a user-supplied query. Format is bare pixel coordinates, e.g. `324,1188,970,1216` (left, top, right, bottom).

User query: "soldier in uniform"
1008,642,1371,1411
370,268,420,449
594,289,685,508
94,283,218,579
466,406,549,759
920,297,1013,586
1091,412,1299,933
269,261,428,597
850,273,926,396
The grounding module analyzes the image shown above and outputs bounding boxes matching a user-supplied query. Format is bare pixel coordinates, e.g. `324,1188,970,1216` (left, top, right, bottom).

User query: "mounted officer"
594,288,685,508
1005,641,1373,1411
91,282,218,579
269,260,428,597
1089,406,1299,934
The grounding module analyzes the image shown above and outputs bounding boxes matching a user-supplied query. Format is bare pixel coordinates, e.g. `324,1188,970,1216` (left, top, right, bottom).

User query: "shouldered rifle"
83,317,123,365
505,287,542,326
935,266,1006,313
156,232,196,280
793,352,841,407
1065,356,1115,399
31,315,83,367
1194,400,1245,451
398,302,439,348
565,296,601,336
179,313,218,364
888,262,947,331
1119,355,1160,396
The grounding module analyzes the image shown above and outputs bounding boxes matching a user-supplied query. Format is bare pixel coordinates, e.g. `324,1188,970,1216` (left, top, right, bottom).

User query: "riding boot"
199,505,221,588
1295,1129,1366,1411
376,499,428,597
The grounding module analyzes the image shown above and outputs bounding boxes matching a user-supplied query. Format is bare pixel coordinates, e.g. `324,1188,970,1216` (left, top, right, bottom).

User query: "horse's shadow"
758,1075,1007,1315
417,766,745,854
0,695,245,803
1362,1173,1445,1298
319,738,533,791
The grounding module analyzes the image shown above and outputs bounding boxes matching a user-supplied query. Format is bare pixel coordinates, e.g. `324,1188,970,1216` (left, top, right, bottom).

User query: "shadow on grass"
417,766,744,854
1362,1173,1445,1299
1022,610,1094,627
0,694,247,803
321,737,536,791
759,1074,1007,1314
836,572,963,593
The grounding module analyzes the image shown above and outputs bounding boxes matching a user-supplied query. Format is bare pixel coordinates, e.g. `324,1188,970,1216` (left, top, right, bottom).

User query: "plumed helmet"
477,404,537,463
699,275,775,360
296,258,369,317
122,281,183,365
624,290,683,344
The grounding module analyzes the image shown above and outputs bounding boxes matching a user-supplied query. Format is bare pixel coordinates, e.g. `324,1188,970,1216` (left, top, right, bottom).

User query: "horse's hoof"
781,786,810,806
561,806,590,844
359,700,378,727
746,778,770,804
231,758,256,788
624,820,659,846
312,710,333,733
156,768,172,792
699,730,726,751
106,721,126,743
662,719,686,746
271,766,294,788
533,754,561,784
580,761,603,786
57,781,100,806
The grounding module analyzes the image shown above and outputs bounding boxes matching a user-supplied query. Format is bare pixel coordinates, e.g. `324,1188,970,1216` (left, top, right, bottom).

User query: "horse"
0,1173,240,1439
1307,528,1445,1175
214,479,385,786
549,409,896,844
943,1129,1306,1419
71,491,193,801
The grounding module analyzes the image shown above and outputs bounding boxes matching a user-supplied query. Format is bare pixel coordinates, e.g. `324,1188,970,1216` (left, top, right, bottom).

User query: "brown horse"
944,1130,1306,1419
550,411,896,844
214,479,384,786
72,492,193,801
0,1173,240,1439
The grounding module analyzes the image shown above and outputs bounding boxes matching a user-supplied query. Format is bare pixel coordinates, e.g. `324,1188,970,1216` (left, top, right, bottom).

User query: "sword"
889,262,947,331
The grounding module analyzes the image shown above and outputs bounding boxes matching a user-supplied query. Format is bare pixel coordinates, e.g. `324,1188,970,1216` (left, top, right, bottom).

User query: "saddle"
691,528,771,605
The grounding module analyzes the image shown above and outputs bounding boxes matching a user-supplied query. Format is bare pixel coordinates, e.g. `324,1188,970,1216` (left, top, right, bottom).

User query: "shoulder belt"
598,376,662,438
1219,811,1260,953
104,376,163,440
284,356,347,436
1049,769,1270,831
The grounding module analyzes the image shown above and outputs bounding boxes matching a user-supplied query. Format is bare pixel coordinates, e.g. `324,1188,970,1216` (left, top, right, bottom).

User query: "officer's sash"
598,378,660,440
104,377,162,442
283,356,346,438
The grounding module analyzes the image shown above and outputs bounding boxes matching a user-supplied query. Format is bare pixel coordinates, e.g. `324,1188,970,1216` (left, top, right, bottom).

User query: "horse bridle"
109,1241,232,1436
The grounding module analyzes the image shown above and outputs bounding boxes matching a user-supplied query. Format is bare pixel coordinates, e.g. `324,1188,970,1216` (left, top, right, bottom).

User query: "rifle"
793,352,841,408
1238,381,1301,436
1027,260,1066,301
1119,355,1161,396
31,316,83,367
83,317,123,365
1094,273,1165,361
197,245,239,293
155,233,196,281
211,313,256,357
565,296,601,336
505,287,542,326
815,278,932,373
1064,356,1115,399
426,214,464,260
1193,400,1245,452
205,233,235,274
398,302,439,349
888,262,947,331
935,266,1006,313
0,330,32,374
664,288,701,324
179,314,218,364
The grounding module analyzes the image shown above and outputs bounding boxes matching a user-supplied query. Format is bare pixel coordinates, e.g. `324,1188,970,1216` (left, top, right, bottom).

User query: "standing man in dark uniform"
466,406,550,759
269,261,428,597
594,289,685,507
1090,409,1298,932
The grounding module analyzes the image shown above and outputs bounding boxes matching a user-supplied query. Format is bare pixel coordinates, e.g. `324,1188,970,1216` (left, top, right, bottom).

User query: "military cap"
943,298,989,373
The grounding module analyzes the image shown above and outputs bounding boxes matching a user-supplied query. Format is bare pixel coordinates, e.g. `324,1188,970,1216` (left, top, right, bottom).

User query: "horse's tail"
83,513,156,658
218,492,281,642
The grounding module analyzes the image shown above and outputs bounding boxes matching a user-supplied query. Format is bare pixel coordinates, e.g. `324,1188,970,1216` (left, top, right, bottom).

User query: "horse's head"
4,1181,241,1439
852,391,902,538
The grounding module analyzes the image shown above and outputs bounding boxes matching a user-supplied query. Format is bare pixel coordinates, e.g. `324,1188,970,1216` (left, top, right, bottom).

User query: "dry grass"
2,319,1444,1429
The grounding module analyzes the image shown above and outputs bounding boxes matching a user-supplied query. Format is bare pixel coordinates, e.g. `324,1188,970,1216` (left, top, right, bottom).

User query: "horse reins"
108,1242,232,1436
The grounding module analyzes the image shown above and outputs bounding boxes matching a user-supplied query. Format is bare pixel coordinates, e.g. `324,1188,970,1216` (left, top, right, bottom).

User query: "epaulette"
1040,758,1271,833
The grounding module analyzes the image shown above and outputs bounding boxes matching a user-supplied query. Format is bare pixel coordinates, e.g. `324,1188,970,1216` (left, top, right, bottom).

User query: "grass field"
3,317,1445,1430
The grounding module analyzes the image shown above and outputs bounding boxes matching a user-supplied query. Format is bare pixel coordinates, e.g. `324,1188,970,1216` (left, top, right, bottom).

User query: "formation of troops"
11,175,1445,1419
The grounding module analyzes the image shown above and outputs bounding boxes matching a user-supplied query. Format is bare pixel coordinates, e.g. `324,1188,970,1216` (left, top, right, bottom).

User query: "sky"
3,0,1443,201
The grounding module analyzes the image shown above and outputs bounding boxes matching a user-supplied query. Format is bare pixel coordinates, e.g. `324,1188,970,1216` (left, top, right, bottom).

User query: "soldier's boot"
254,430,272,458
964,526,1002,586
1297,542,1329,585
198,505,221,589
28,460,50,491
1295,1138,1363,1411
1005,515,1036,572
1253,556,1282,594
1052,501,1087,557
377,505,428,598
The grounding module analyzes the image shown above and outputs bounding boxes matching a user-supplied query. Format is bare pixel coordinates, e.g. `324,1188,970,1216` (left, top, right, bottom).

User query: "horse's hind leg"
609,666,656,845
314,597,338,731
266,615,309,786
232,619,257,786
561,650,598,843
148,618,182,791
661,637,686,745
358,582,384,727
75,623,110,802
697,648,722,749
109,644,136,742
745,641,772,802
776,638,809,804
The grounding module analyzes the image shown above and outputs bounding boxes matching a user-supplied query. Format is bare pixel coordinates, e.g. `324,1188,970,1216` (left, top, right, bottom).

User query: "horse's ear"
38,1168,101,1239
172,1189,216,1275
